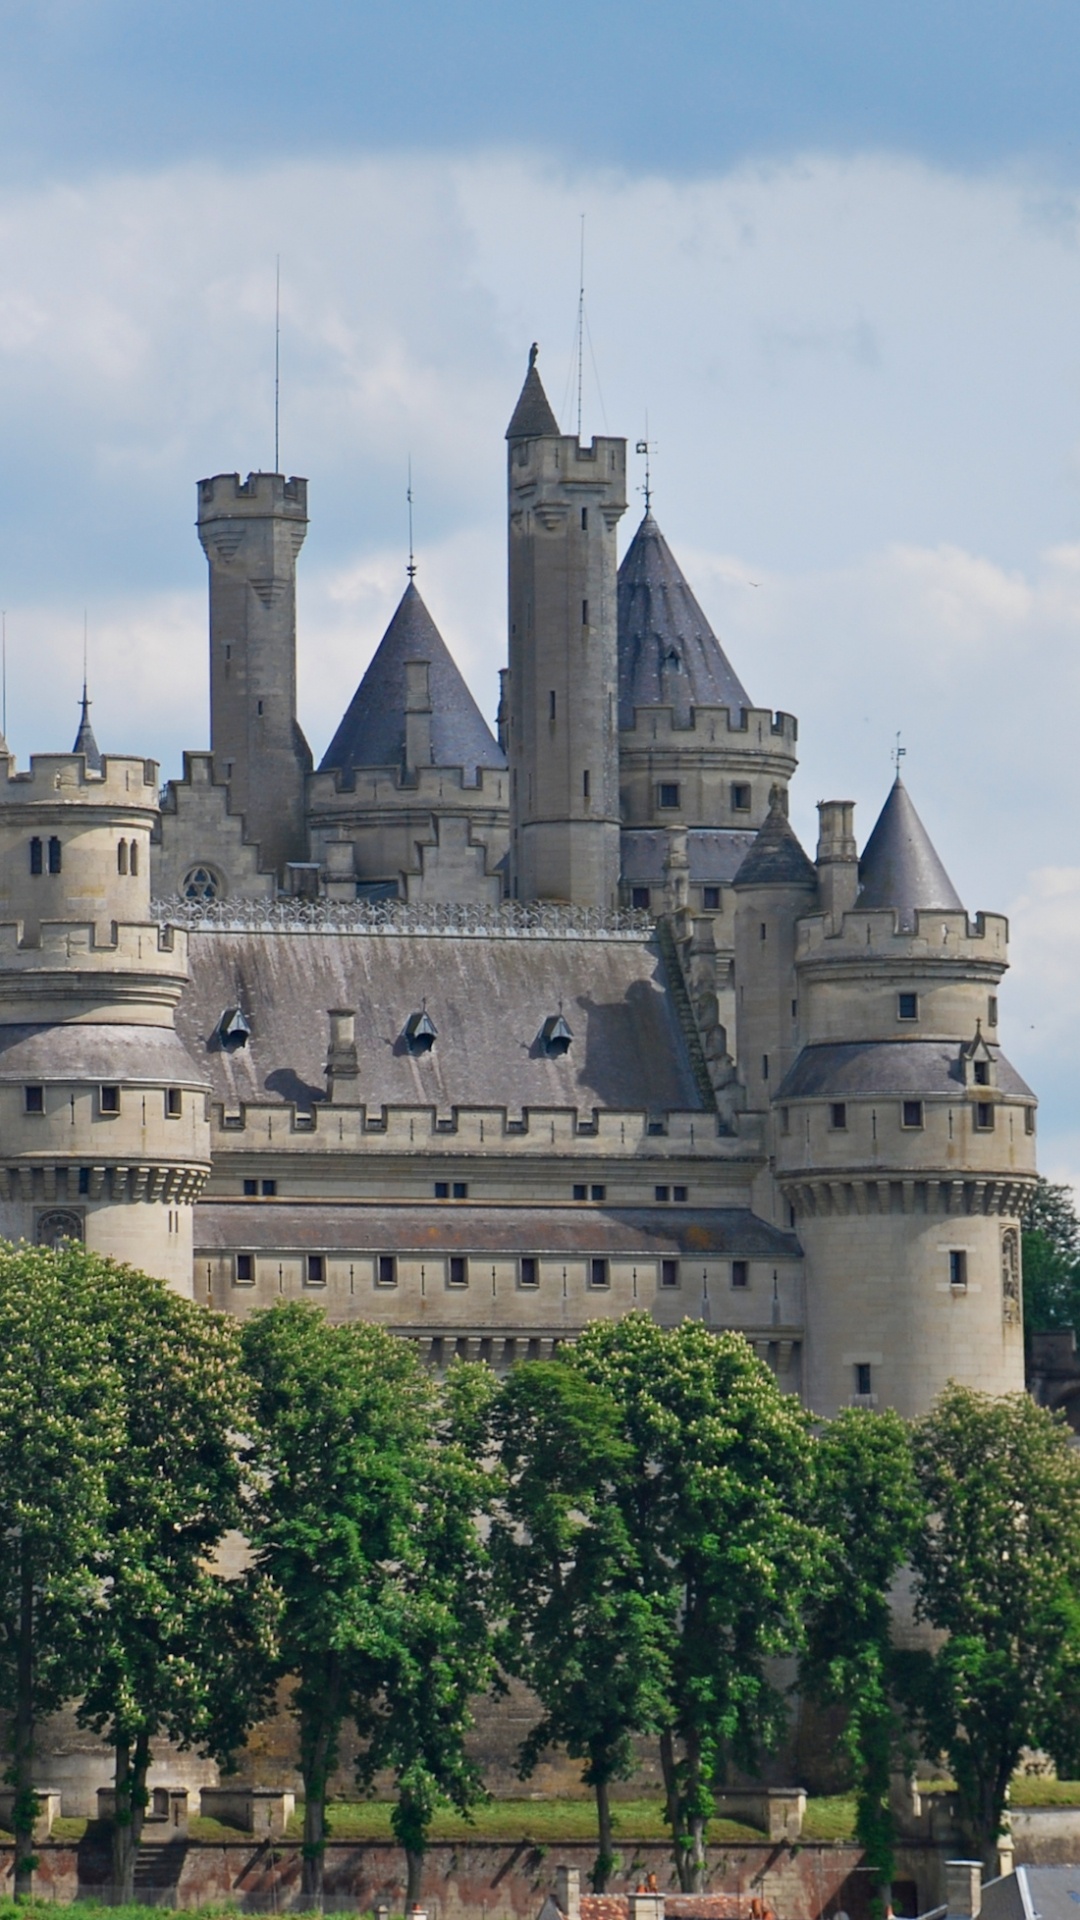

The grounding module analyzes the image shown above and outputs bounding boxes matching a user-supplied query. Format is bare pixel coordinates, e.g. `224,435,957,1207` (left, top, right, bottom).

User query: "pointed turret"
506,344,560,441
72,681,102,773
733,792,816,891
617,511,751,729
857,776,963,929
319,582,504,781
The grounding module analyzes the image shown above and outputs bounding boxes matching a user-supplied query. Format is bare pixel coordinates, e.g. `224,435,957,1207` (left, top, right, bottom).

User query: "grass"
800,1795,858,1844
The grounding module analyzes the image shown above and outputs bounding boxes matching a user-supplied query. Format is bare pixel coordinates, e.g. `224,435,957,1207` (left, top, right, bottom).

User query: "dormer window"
540,1013,573,1057
405,1008,437,1054
219,1008,251,1051
973,1060,990,1087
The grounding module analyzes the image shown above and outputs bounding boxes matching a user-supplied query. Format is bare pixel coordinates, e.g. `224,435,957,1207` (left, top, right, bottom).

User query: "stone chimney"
946,1860,982,1919
326,1007,359,1101
816,799,859,922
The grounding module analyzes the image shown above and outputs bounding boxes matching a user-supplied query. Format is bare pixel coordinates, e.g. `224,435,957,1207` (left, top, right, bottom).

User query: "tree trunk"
112,1729,151,1904
13,1549,36,1901
684,1726,706,1895
405,1847,425,1908
660,1727,693,1894
593,1774,614,1892
300,1659,341,1911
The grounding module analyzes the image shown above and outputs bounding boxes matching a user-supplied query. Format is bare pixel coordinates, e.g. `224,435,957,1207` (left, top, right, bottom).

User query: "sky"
2,0,1080,1184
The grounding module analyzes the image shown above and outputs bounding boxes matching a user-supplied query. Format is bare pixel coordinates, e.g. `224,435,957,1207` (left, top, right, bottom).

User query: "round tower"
775,780,1035,1419
0,745,210,1293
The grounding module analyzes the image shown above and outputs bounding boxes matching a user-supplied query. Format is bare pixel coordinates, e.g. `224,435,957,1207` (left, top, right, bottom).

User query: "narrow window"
235,1254,254,1285
655,1185,670,1202
583,769,590,800
29,837,42,875
590,1184,606,1201
902,1100,923,1129
377,1255,397,1287
949,1249,967,1290
988,995,999,1028
760,922,767,941
48,836,61,874
306,1254,326,1287
452,1181,468,1200
261,1179,277,1197
582,600,589,625
549,690,556,723
780,1107,791,1135
631,886,650,910
974,1059,990,1087
434,1181,449,1199
703,886,720,910
658,782,680,809
24,1086,44,1114
520,1257,538,1288
731,782,751,811
762,1054,769,1080
130,840,138,876
78,1167,90,1195
573,1184,587,1201
590,1257,609,1289
449,1256,468,1288
1025,1107,1036,1135
854,1362,873,1397
165,1088,182,1118
100,1085,120,1116
581,507,588,530
731,1260,749,1289
975,1102,995,1131
242,1178,258,1196
117,840,128,875
673,1185,688,1202
661,1259,679,1289
898,992,918,1021
256,699,264,715
830,1102,847,1130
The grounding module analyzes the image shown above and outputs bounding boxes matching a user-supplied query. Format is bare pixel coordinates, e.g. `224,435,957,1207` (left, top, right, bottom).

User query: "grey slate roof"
857,777,963,927
318,582,505,781
175,928,709,1113
621,828,758,886
72,685,102,773
777,1039,1034,1101
0,1023,209,1087
617,512,751,729
196,1200,801,1261
983,1866,1080,1920
506,349,560,440
733,805,817,890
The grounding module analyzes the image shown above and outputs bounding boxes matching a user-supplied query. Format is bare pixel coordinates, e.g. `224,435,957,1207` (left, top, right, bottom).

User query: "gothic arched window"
183,865,220,902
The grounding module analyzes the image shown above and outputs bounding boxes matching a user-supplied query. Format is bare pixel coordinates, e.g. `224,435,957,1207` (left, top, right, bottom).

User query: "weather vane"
406,457,416,580
635,419,656,513
893,730,907,774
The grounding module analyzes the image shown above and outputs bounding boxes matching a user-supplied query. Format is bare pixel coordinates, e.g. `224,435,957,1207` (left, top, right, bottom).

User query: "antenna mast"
576,213,585,439
274,255,281,473
407,458,416,580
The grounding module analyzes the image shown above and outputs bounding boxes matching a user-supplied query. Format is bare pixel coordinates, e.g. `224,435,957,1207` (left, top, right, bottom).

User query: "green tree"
802,1409,924,1918
906,1385,1080,1870
571,1314,822,1892
355,1362,497,1907
74,1259,268,1904
0,1242,124,1899
491,1358,672,1890
1022,1178,1080,1338
240,1304,441,1908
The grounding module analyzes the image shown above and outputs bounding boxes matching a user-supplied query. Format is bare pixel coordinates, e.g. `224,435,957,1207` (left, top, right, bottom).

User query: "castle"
0,348,1036,1423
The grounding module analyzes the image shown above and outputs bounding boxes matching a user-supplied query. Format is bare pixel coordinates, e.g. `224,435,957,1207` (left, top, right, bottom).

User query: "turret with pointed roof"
320,581,504,782
617,510,750,730
857,775,963,929
72,681,102,774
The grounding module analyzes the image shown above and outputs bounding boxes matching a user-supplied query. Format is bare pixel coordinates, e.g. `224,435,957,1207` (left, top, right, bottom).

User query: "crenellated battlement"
307,760,509,809
210,1098,757,1157
0,753,159,807
796,905,1009,969
509,434,626,492
0,917,185,962
196,472,307,518
620,705,799,748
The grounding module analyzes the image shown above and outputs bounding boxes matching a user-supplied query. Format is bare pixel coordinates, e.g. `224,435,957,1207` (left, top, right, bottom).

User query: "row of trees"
5,1242,1080,1913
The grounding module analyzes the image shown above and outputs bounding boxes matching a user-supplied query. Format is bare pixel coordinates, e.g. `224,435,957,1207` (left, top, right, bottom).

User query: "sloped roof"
733,804,817,890
777,1039,1034,1102
857,777,963,927
72,685,102,773
318,582,504,779
617,512,751,729
506,348,560,441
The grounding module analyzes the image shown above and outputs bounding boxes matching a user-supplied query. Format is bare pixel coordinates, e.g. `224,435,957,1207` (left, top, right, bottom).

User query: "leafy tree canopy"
1022,1178,1080,1337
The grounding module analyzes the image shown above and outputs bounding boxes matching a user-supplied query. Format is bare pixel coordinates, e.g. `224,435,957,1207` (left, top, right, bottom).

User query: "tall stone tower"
506,349,626,908
0,747,210,1293
197,472,311,882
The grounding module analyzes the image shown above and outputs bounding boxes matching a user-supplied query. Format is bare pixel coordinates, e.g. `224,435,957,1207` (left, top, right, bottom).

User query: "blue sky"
2,2,1080,1181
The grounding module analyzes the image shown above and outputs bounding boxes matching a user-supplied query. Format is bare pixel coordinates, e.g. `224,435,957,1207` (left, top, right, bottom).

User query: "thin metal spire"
274,255,281,474
635,416,656,513
893,730,907,776
406,458,416,580
576,213,585,440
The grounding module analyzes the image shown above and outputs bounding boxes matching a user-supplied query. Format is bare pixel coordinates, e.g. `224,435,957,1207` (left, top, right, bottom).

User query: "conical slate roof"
733,799,817,890
506,347,560,441
857,777,963,927
72,684,102,773
617,512,751,729
319,582,505,779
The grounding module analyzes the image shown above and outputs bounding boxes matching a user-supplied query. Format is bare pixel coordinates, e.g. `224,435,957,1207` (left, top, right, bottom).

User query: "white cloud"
1,146,1079,1178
